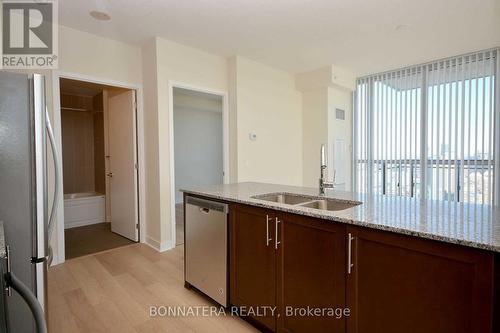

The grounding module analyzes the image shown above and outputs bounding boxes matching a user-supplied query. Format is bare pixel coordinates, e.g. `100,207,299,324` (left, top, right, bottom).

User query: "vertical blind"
354,48,499,205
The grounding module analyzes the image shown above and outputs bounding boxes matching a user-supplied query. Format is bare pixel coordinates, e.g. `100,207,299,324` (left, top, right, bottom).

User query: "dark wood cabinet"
230,204,277,331
228,202,495,333
346,225,494,333
230,205,349,333
277,213,347,333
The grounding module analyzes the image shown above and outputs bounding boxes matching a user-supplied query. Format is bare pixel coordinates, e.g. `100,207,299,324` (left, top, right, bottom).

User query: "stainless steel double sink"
251,192,362,212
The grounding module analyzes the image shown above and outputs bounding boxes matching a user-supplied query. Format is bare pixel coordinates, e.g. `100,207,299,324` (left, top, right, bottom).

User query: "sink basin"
252,192,362,212
299,199,361,211
252,193,313,205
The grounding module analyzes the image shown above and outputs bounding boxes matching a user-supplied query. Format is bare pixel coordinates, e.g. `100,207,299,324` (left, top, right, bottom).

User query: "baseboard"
64,218,105,229
145,236,174,252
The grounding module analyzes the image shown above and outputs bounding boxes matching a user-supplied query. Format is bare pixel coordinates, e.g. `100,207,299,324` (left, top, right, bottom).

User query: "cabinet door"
346,226,494,333
230,204,277,331
277,213,347,333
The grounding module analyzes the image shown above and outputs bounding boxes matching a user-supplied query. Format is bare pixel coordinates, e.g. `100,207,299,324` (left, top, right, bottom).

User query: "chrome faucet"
319,144,336,195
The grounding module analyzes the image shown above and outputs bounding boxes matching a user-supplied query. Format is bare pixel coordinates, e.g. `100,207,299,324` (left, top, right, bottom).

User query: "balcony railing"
355,159,493,204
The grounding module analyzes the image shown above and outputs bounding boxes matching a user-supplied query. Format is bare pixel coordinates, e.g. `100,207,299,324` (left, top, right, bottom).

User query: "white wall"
142,37,228,250
232,56,303,186
228,57,239,183
142,42,305,250
301,88,328,187
58,26,143,84
297,65,355,190
173,91,223,203
141,39,161,249
328,86,353,190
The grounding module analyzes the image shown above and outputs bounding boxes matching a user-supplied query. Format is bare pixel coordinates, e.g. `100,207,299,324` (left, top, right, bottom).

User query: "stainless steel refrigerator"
0,71,56,332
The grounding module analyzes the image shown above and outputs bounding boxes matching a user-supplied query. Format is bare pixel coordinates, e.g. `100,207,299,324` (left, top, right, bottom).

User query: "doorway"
59,78,139,259
173,87,225,246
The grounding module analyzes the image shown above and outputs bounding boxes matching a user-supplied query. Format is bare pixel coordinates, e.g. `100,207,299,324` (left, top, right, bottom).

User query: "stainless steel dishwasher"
185,196,228,307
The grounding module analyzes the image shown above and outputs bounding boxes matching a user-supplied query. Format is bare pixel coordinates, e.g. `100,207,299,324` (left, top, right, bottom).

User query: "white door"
108,90,138,241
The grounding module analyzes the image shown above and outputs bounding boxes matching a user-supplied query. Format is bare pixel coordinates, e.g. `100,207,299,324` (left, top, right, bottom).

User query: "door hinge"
136,224,139,229
134,163,138,170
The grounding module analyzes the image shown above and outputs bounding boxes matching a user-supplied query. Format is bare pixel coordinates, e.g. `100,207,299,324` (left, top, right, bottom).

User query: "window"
354,49,498,205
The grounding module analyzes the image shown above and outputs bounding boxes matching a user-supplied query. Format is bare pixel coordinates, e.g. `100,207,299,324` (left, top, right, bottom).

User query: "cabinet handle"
275,217,281,250
266,215,273,246
347,233,354,274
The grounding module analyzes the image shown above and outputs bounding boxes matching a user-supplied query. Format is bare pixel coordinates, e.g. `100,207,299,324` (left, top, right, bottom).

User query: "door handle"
45,108,60,265
347,233,354,274
5,271,48,333
266,215,273,246
275,217,281,250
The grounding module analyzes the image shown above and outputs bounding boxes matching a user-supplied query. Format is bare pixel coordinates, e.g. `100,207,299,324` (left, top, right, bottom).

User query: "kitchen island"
182,182,500,333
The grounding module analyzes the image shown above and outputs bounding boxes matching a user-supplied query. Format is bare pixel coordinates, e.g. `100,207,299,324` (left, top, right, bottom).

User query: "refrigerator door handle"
5,245,11,297
45,107,59,266
5,271,48,333
33,74,47,263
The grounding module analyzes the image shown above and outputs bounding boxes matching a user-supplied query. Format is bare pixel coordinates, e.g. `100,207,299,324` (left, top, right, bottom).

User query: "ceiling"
59,0,500,76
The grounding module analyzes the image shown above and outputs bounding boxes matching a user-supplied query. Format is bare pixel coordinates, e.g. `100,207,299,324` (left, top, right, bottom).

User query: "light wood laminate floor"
48,244,258,333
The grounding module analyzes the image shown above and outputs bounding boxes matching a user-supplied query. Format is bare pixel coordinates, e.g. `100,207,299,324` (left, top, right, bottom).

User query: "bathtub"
64,192,106,229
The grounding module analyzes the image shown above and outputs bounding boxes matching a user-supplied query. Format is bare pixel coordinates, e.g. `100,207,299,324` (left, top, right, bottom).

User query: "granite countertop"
0,222,5,258
181,182,500,253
